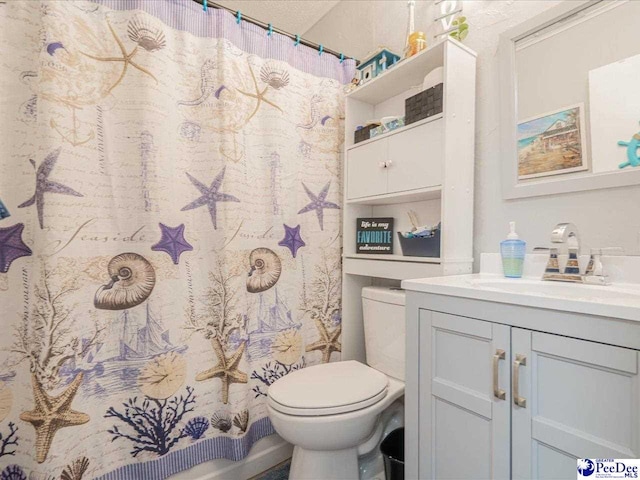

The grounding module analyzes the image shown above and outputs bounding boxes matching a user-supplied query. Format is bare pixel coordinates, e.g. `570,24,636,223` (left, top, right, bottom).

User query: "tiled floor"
251,459,291,480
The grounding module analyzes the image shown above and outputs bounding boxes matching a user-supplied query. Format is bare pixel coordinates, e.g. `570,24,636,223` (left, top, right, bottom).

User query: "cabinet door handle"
513,354,527,408
378,161,387,168
493,349,506,400
386,159,393,167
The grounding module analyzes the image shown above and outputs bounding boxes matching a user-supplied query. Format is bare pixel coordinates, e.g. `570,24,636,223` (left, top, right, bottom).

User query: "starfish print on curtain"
18,148,83,229
80,18,164,94
278,224,306,258
305,317,342,363
151,223,193,264
297,181,340,231
0,223,32,273
20,373,90,463
196,336,248,404
181,167,240,229
236,60,286,126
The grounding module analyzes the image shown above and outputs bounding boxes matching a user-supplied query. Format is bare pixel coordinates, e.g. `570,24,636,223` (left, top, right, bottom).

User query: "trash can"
380,427,404,480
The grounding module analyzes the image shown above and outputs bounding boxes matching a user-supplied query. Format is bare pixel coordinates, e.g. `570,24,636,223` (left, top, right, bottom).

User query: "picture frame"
517,103,588,181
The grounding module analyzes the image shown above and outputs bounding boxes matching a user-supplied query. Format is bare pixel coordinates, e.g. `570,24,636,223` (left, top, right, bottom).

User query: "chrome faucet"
534,223,622,285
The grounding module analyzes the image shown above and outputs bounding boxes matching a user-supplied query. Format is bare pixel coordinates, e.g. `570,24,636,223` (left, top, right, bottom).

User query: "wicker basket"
405,83,443,125
354,124,378,144
396,230,441,257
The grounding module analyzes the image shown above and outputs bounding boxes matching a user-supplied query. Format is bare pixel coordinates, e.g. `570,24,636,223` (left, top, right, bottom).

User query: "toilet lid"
267,361,389,416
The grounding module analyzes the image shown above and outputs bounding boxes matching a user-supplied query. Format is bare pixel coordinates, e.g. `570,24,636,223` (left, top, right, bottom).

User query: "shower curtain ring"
294,34,300,46
339,53,344,63
319,44,324,56
203,0,207,12
236,10,242,24
267,23,273,36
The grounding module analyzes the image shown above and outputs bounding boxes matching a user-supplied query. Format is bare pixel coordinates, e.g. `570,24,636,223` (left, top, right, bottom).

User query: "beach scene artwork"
517,104,588,180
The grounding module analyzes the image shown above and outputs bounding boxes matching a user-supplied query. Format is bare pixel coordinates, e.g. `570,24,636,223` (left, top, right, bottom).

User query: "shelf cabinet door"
346,139,388,199
419,311,511,480
387,119,443,194
512,328,640,480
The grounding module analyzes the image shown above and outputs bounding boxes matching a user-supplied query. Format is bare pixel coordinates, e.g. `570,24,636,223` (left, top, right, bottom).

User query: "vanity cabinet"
408,303,640,480
511,328,640,479
346,118,443,200
418,311,511,479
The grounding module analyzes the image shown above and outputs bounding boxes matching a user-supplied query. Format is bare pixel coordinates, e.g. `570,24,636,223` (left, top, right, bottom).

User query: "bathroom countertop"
401,254,640,322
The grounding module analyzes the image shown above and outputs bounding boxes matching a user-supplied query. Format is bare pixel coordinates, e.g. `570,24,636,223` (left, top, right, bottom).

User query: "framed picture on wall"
517,103,588,180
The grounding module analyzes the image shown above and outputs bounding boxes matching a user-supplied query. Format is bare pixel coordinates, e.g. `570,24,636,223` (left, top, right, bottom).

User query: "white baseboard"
170,434,293,480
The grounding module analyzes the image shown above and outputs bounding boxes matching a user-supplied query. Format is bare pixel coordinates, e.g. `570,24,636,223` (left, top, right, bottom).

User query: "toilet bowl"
267,287,405,480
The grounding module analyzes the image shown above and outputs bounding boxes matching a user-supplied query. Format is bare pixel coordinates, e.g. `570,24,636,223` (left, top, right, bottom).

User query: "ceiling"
216,0,340,35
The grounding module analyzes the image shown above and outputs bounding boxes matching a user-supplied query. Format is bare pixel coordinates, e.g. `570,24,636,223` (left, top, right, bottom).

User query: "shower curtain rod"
191,0,358,64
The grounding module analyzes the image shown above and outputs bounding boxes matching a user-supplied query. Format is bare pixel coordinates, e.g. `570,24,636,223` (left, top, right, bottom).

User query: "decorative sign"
356,218,394,254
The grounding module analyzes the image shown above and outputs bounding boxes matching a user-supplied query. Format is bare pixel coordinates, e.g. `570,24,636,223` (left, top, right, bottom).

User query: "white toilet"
267,287,405,480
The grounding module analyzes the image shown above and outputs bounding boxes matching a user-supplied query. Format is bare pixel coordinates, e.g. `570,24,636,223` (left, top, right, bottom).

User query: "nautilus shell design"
94,253,156,310
246,248,281,293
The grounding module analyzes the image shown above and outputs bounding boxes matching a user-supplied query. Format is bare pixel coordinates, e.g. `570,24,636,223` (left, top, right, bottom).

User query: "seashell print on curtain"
0,1,355,478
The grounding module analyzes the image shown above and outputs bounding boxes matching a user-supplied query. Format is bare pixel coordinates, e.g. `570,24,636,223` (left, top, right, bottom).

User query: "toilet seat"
267,360,389,416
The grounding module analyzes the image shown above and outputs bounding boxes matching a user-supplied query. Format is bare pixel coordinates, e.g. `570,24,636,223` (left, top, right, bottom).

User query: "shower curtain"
0,1,355,478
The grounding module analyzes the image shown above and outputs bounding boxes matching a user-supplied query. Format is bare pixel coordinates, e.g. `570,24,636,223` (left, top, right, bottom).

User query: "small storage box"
354,124,378,144
396,230,441,257
405,83,443,125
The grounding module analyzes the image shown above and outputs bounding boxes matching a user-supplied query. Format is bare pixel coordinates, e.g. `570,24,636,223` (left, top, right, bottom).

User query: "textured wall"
306,1,640,268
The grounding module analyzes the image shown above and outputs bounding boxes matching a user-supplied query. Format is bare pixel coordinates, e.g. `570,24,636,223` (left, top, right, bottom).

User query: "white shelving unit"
341,38,477,362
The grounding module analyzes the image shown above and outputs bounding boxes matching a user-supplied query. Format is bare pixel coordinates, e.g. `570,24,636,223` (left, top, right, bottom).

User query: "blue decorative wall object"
618,124,640,169
357,48,401,84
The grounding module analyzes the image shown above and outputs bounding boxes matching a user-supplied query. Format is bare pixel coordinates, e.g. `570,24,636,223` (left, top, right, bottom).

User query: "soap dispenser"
500,221,526,278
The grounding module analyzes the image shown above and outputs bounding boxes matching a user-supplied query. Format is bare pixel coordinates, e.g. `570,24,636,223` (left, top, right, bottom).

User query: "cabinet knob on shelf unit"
378,161,387,168
386,160,393,167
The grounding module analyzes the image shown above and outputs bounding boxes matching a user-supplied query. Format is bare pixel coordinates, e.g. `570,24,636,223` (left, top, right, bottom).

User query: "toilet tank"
361,286,405,381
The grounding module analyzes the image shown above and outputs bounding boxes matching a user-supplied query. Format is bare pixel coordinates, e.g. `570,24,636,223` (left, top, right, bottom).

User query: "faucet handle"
584,248,622,284
551,223,579,245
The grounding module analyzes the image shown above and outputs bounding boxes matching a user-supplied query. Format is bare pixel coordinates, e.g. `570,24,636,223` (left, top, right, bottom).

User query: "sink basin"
470,278,640,303
402,253,640,322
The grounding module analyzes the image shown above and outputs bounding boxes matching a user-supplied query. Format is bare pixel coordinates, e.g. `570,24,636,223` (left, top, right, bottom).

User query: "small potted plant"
450,16,469,41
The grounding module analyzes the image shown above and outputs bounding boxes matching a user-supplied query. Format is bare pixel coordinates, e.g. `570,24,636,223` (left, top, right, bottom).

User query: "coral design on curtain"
0,1,355,478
